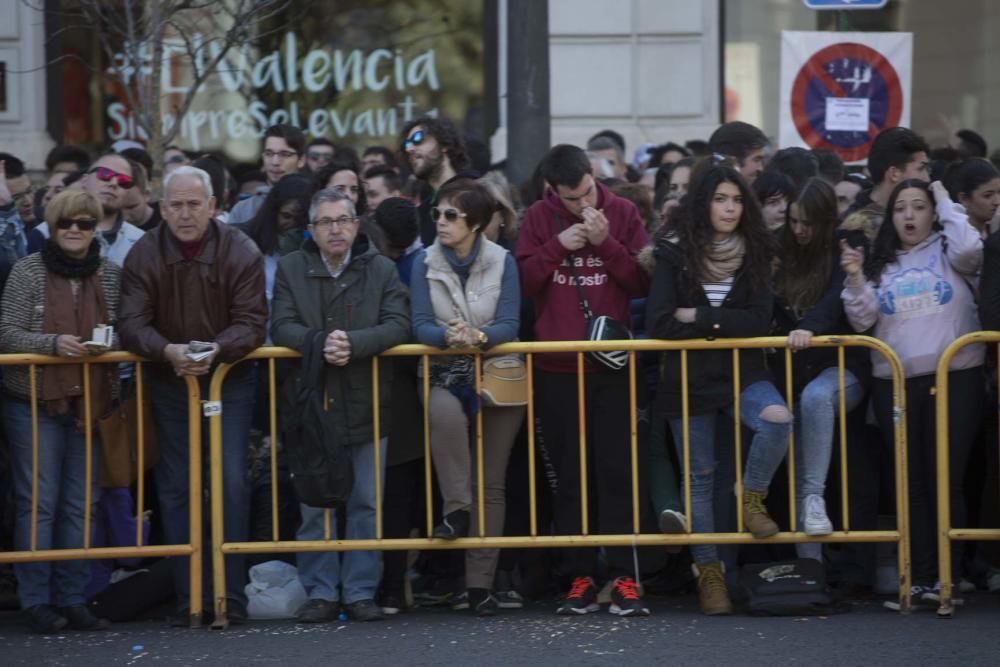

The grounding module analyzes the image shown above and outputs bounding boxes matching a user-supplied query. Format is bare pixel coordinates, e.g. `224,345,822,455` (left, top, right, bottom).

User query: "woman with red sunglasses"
0,189,120,633
408,178,523,616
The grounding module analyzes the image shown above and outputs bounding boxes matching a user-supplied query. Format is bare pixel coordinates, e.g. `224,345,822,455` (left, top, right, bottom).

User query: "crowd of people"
1,116,1000,633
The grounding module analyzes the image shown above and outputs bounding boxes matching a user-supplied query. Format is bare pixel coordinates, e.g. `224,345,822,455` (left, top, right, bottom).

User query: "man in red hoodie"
515,144,651,617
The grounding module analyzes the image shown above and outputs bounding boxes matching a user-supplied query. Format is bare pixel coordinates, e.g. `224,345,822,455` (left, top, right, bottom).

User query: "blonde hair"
839,209,879,241
44,189,103,234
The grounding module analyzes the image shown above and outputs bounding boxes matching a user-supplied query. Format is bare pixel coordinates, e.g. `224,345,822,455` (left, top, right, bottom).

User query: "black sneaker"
609,576,650,617
468,588,498,617
24,604,68,634
63,605,111,631
227,600,249,625
432,509,470,540
296,598,339,624
556,576,599,615
344,598,384,622
450,591,470,611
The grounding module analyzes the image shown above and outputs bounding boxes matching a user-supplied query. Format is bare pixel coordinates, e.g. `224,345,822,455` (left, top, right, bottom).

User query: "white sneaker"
802,494,833,536
987,568,1000,593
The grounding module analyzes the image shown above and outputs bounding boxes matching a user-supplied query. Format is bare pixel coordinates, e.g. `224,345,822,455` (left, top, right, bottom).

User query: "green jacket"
270,235,410,447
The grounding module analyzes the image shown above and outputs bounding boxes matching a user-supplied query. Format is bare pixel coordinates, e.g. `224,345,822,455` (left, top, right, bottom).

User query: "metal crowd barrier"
207,336,912,627
0,353,205,627
935,331,1000,617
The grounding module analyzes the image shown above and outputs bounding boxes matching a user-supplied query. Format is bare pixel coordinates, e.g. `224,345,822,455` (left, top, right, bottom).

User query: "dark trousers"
380,458,425,597
535,368,653,579
150,370,256,611
872,367,984,585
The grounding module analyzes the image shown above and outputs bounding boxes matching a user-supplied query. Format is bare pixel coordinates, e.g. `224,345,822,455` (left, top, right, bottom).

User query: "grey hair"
587,136,624,163
163,165,214,199
309,187,356,222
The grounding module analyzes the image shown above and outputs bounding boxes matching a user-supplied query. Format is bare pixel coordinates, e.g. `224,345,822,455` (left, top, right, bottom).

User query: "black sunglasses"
56,217,98,231
430,206,467,222
403,129,425,151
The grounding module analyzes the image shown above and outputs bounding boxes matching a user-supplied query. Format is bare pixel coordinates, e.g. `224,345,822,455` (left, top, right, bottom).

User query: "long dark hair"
775,177,838,311
248,173,312,255
671,163,774,290
864,179,936,283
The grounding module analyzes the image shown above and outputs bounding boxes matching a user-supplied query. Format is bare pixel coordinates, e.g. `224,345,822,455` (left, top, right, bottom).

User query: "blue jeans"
5,400,101,608
794,367,864,560
150,371,256,611
297,438,387,604
669,380,791,565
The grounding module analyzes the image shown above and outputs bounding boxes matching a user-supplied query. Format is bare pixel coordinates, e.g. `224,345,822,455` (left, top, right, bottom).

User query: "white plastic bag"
245,560,308,620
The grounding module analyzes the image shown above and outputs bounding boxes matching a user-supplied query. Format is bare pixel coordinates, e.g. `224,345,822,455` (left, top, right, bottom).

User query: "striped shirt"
702,276,734,307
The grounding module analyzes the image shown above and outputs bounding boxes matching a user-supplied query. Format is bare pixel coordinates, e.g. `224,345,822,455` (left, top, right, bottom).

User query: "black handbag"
557,216,632,371
737,559,844,616
282,330,353,508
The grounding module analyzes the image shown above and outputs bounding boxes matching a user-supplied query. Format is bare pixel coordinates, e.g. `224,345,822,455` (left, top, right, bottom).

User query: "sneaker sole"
658,511,686,534
381,607,401,615
556,603,600,615
496,600,524,609
609,604,650,617
804,522,833,536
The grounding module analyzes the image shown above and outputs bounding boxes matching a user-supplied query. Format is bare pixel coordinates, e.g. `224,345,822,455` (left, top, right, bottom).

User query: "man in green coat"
271,188,410,623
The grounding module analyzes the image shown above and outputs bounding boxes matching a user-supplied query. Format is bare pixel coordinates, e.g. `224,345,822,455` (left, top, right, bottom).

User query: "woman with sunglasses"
409,179,523,616
646,162,792,616
0,190,120,633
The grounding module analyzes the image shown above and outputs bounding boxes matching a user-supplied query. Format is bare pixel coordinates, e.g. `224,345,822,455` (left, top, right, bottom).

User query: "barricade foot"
936,602,955,618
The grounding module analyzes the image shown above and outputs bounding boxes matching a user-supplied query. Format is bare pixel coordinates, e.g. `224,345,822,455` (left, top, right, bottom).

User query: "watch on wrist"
476,330,488,346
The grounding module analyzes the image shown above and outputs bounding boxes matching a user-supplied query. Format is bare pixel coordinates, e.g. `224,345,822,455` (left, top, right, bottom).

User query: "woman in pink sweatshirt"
840,179,984,604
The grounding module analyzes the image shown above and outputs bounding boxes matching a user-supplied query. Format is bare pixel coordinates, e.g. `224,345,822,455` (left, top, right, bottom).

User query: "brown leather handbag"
98,393,159,488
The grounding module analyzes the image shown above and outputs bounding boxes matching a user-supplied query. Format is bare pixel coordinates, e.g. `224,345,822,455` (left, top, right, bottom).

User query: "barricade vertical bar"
681,350,691,532
423,355,433,536
527,353,538,537
474,353,485,538
83,362,93,549
136,363,146,546
935,342,954,615
185,375,204,627
838,347,850,531
208,367,230,627
268,358,279,541
577,352,589,536
784,348,796,532
29,364,38,552
628,351,640,534
372,357,383,540
889,347,911,614
733,349,744,531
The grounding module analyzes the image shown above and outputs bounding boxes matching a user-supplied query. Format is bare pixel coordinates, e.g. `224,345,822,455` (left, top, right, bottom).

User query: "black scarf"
41,238,102,278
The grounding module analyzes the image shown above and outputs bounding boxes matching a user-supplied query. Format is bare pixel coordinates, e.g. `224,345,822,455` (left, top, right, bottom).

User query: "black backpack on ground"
738,558,845,616
282,330,353,508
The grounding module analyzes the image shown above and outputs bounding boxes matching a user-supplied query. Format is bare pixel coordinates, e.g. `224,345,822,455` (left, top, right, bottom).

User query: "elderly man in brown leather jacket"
119,165,266,625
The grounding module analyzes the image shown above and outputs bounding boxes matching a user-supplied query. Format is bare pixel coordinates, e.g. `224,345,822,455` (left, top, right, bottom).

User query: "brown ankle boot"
692,562,733,616
743,489,779,538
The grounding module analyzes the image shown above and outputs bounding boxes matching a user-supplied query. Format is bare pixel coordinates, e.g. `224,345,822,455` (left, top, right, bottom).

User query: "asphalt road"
2,593,999,666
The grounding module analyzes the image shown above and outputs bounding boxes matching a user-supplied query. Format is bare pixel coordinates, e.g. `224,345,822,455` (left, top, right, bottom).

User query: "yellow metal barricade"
0,353,205,627
935,331,999,617
206,335,911,626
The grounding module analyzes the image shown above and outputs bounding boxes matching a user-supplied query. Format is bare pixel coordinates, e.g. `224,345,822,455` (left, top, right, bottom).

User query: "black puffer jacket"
646,241,774,419
771,250,872,396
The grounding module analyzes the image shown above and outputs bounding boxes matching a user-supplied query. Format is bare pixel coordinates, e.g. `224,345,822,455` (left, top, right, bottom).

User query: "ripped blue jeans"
669,380,792,565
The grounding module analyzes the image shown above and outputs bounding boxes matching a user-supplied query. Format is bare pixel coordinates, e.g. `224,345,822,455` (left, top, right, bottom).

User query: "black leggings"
872,366,984,585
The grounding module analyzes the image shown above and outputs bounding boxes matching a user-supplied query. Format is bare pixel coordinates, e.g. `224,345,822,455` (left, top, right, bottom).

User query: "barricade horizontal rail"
207,335,912,627
935,331,1000,617
0,353,205,627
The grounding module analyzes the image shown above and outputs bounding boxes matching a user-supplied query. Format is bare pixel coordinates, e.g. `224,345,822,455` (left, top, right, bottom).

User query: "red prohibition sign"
791,42,903,162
